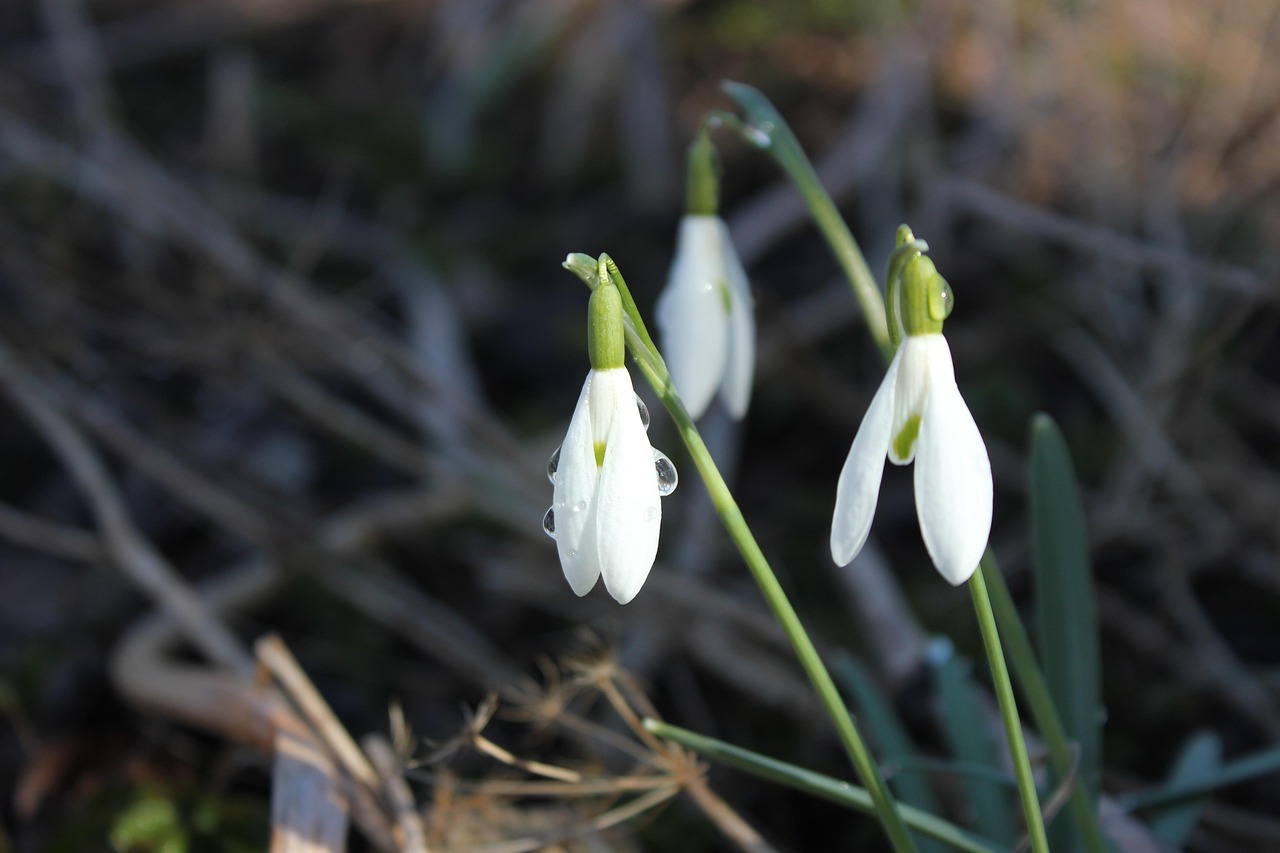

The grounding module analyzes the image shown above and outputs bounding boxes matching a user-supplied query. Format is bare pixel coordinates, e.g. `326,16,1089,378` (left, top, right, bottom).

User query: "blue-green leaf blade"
933,643,1018,845
1147,731,1221,847
835,654,948,853
1029,413,1101,851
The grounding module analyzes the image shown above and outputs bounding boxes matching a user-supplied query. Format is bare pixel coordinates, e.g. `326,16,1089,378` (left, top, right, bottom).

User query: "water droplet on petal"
635,395,650,431
643,506,659,523
573,500,587,513
542,507,556,539
653,449,678,496
546,446,561,483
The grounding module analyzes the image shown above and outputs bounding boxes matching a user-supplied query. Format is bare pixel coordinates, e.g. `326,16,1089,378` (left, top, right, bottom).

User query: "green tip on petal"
893,414,922,461
594,439,607,468
588,283,626,371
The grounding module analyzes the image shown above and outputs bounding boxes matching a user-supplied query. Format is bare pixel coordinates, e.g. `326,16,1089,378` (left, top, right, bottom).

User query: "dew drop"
653,449,678,496
643,506,659,523
573,500,587,513
746,123,774,148
546,445,561,483
542,507,556,539
635,395,650,431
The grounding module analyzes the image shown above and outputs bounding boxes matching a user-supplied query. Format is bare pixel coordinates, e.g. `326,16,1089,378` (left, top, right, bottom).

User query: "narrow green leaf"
643,718,1010,853
1029,413,1101,852
933,643,1019,845
1146,731,1221,847
1123,743,1280,811
835,654,949,853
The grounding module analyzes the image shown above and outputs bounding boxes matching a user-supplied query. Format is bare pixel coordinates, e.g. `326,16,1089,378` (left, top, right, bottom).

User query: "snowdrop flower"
830,249,992,585
655,134,755,420
544,282,677,604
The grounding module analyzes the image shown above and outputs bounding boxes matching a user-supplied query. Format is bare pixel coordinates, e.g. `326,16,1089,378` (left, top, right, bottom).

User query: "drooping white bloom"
656,215,755,420
830,334,992,585
551,366,663,604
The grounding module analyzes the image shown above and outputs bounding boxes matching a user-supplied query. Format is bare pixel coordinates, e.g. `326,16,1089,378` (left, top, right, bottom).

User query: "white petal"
716,218,755,419
552,374,602,595
595,369,662,604
831,345,903,566
888,335,939,465
913,340,992,585
656,216,729,420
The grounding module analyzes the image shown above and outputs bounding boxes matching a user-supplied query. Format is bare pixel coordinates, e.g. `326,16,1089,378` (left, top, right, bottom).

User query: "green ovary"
893,415,921,460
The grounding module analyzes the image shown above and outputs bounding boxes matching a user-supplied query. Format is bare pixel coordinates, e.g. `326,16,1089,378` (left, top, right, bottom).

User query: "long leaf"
1122,744,1280,811
643,718,1009,853
836,654,949,853
1029,413,1101,852
1147,731,1221,847
933,643,1018,845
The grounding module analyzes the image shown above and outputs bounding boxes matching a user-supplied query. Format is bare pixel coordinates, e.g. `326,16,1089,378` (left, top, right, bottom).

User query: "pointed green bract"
588,283,625,371
900,255,946,337
685,132,719,216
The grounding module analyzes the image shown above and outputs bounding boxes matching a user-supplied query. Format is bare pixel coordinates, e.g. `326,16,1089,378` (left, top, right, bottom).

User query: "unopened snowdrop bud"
655,135,755,420
831,237,992,585
544,279,677,604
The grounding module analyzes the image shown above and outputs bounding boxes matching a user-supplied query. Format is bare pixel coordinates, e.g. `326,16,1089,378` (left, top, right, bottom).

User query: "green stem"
981,554,1113,853
645,719,1009,853
568,255,917,853
968,569,1050,853
720,81,893,361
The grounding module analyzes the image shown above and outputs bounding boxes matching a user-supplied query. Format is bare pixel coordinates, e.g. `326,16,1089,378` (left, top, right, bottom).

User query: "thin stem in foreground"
968,570,1050,853
981,553,1112,853
719,81,893,361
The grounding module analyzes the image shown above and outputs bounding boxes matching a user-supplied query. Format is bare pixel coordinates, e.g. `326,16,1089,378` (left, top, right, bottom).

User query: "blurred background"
0,0,1278,849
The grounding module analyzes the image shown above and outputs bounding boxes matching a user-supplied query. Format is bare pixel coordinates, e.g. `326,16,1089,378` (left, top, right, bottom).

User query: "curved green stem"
720,81,893,361
969,570,1050,853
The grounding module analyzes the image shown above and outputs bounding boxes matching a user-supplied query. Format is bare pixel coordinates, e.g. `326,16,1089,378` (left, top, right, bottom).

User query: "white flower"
550,366,663,604
656,215,755,420
830,334,992,585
